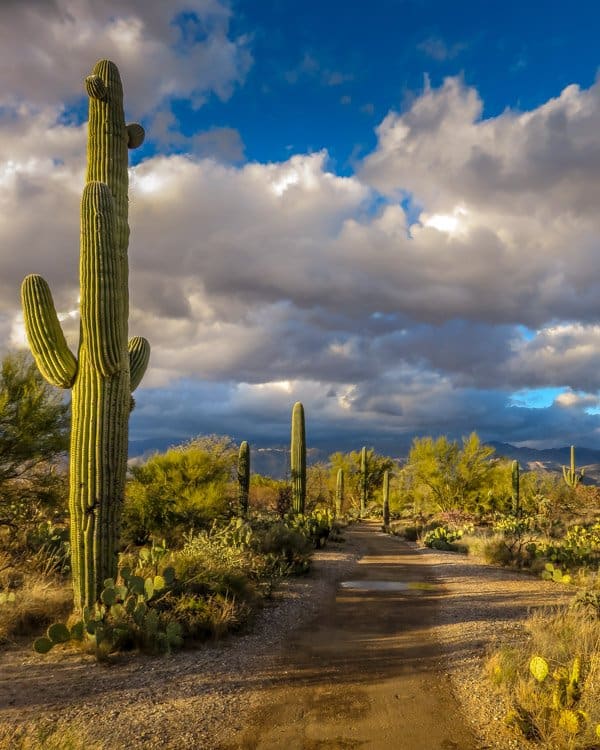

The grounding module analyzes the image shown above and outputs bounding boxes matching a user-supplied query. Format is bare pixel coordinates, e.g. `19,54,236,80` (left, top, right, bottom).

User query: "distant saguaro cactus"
291,402,306,514
511,460,520,517
563,445,584,489
382,470,390,527
238,441,250,515
21,60,149,611
335,468,344,517
360,446,367,517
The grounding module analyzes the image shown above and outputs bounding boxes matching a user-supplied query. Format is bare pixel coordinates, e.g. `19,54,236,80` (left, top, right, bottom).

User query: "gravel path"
0,524,572,749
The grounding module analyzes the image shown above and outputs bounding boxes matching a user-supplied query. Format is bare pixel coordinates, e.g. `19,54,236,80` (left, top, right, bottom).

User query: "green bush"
122,436,237,544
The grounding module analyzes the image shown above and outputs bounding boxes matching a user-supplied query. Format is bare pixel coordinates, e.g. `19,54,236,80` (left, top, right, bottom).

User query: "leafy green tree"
0,351,69,530
123,435,237,544
406,432,495,512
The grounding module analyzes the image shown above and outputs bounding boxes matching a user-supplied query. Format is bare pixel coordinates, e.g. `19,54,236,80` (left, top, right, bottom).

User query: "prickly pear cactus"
21,60,150,612
238,440,250,515
291,402,306,514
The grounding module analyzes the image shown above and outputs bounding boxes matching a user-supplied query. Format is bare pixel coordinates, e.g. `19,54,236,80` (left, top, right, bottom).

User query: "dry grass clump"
0,574,70,646
486,603,600,749
0,720,102,750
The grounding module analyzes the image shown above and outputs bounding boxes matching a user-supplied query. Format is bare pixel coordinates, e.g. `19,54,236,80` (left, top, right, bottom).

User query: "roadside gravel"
0,538,361,750
407,541,573,750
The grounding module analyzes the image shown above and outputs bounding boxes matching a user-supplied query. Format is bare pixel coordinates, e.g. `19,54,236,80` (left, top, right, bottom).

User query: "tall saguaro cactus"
238,440,250,515
360,446,368,518
511,460,520,517
382,469,390,527
335,468,344,517
21,60,149,612
563,445,584,489
291,402,306,514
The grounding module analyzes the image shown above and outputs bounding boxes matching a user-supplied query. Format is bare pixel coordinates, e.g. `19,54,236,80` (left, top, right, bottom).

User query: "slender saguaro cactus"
563,445,584,489
335,468,344,517
238,440,250,515
382,469,390,527
21,60,149,612
511,460,520,517
291,402,306,514
360,446,367,518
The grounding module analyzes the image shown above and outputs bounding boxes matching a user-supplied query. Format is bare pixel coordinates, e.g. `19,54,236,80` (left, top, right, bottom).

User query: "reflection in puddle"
340,580,436,592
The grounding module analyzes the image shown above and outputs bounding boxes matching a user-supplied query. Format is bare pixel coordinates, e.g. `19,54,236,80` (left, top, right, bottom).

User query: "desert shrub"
122,435,237,545
168,592,250,640
31,513,323,660
487,604,600,748
0,576,71,646
256,521,313,574
388,520,423,541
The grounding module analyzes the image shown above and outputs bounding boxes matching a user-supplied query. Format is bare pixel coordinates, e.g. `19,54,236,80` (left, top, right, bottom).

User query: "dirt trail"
224,521,478,750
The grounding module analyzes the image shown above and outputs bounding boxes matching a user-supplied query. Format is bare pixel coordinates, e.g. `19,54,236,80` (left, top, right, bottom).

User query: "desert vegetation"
2,58,599,750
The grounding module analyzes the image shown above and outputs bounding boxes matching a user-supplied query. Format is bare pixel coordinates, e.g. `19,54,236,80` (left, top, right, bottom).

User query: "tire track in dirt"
223,521,478,750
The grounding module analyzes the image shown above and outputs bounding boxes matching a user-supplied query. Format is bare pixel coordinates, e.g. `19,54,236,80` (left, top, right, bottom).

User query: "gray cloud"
0,0,252,114
3,18,600,452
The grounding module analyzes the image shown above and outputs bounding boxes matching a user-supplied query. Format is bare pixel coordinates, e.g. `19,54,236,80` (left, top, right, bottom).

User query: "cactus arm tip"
128,336,150,391
20,273,77,388
126,123,145,149
85,75,107,101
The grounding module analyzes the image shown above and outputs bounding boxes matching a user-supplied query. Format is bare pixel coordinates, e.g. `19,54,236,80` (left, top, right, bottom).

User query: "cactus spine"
238,441,250,515
21,60,149,612
360,446,367,517
382,469,390,527
335,468,344,517
290,402,306,514
511,460,520,517
563,445,584,489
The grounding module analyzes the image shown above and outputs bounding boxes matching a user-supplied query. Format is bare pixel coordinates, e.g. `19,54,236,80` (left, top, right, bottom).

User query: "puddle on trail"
340,580,436,592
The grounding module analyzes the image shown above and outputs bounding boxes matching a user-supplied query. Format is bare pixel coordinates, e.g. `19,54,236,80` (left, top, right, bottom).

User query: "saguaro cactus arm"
128,336,150,391
21,274,77,388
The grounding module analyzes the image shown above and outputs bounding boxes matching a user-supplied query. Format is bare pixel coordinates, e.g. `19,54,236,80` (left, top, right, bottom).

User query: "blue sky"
191,0,600,168
2,0,600,456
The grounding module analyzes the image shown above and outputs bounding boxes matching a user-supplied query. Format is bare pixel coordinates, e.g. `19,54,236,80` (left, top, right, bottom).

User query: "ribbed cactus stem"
291,402,306,514
360,446,367,518
562,444,584,489
21,60,150,612
511,460,520,517
238,441,250,515
335,468,344,517
382,470,390,527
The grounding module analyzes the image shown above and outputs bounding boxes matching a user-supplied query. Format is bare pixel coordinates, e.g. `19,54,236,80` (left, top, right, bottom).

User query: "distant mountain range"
129,438,600,484
251,442,600,482
487,442,600,484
